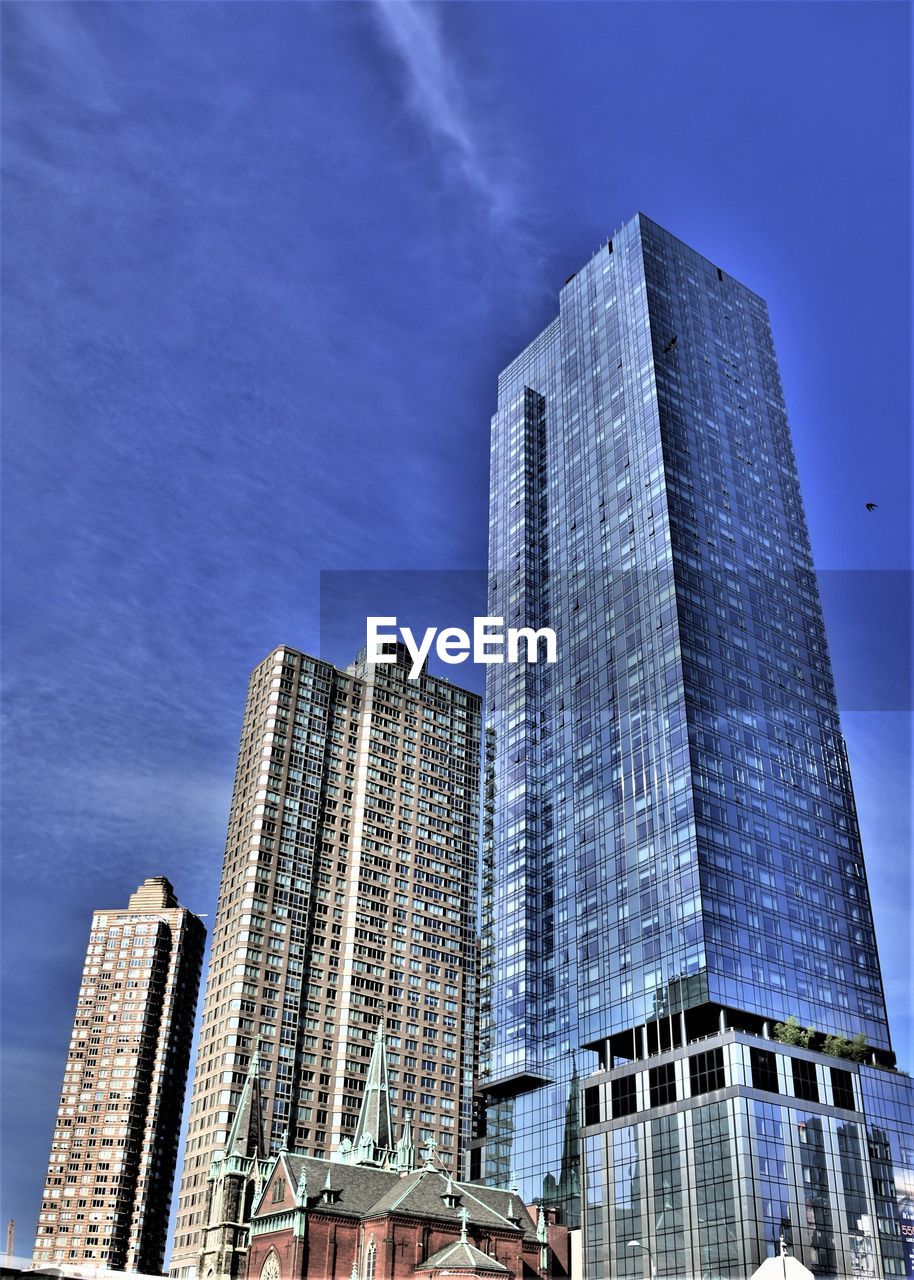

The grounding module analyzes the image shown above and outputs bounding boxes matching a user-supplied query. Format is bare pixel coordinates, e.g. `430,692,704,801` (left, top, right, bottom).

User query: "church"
197,1028,571,1280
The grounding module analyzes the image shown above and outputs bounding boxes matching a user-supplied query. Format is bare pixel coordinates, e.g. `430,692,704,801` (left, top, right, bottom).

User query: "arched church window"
364,1237,377,1280
261,1252,281,1280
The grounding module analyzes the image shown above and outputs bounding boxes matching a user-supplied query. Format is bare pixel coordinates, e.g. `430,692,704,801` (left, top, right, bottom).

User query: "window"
364,1237,377,1280
649,1062,676,1108
583,1086,601,1126
750,1048,779,1094
611,1075,637,1118
689,1048,725,1096
260,1254,280,1280
792,1058,818,1103
830,1067,854,1111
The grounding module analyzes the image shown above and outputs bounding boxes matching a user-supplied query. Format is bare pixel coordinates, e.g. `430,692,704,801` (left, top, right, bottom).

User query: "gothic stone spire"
352,1022,394,1165
225,1047,266,1158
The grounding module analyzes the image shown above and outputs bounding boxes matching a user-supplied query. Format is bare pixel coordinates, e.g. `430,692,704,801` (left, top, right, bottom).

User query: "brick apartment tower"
33,877,205,1273
169,645,481,1276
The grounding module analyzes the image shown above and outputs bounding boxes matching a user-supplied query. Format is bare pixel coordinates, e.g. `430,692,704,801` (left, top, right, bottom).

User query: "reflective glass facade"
582,1035,914,1277
475,214,908,1251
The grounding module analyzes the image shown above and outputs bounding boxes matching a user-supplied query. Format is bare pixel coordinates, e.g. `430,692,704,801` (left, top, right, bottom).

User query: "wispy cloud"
371,0,514,222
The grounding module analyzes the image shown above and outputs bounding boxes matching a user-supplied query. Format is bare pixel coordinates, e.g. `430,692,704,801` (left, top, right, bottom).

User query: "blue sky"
2,0,910,1250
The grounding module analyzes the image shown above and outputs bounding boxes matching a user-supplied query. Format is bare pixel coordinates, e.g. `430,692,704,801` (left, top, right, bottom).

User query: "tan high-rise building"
33,877,205,1274
169,645,481,1277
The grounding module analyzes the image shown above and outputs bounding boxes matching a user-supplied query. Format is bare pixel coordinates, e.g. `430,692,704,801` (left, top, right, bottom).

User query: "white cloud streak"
371,0,512,221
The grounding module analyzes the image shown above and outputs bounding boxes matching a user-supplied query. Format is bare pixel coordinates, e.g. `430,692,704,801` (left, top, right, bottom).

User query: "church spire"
394,1106,415,1173
556,1052,580,1205
225,1047,266,1158
352,1022,394,1165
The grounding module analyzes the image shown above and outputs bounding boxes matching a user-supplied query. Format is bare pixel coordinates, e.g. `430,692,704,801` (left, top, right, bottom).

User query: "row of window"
585,1051,857,1123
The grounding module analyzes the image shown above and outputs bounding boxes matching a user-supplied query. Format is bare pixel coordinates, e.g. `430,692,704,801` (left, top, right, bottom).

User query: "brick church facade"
246,1154,568,1279
195,1028,570,1280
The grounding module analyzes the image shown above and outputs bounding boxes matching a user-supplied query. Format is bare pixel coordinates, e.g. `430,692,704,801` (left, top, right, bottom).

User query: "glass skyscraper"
473,214,913,1276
